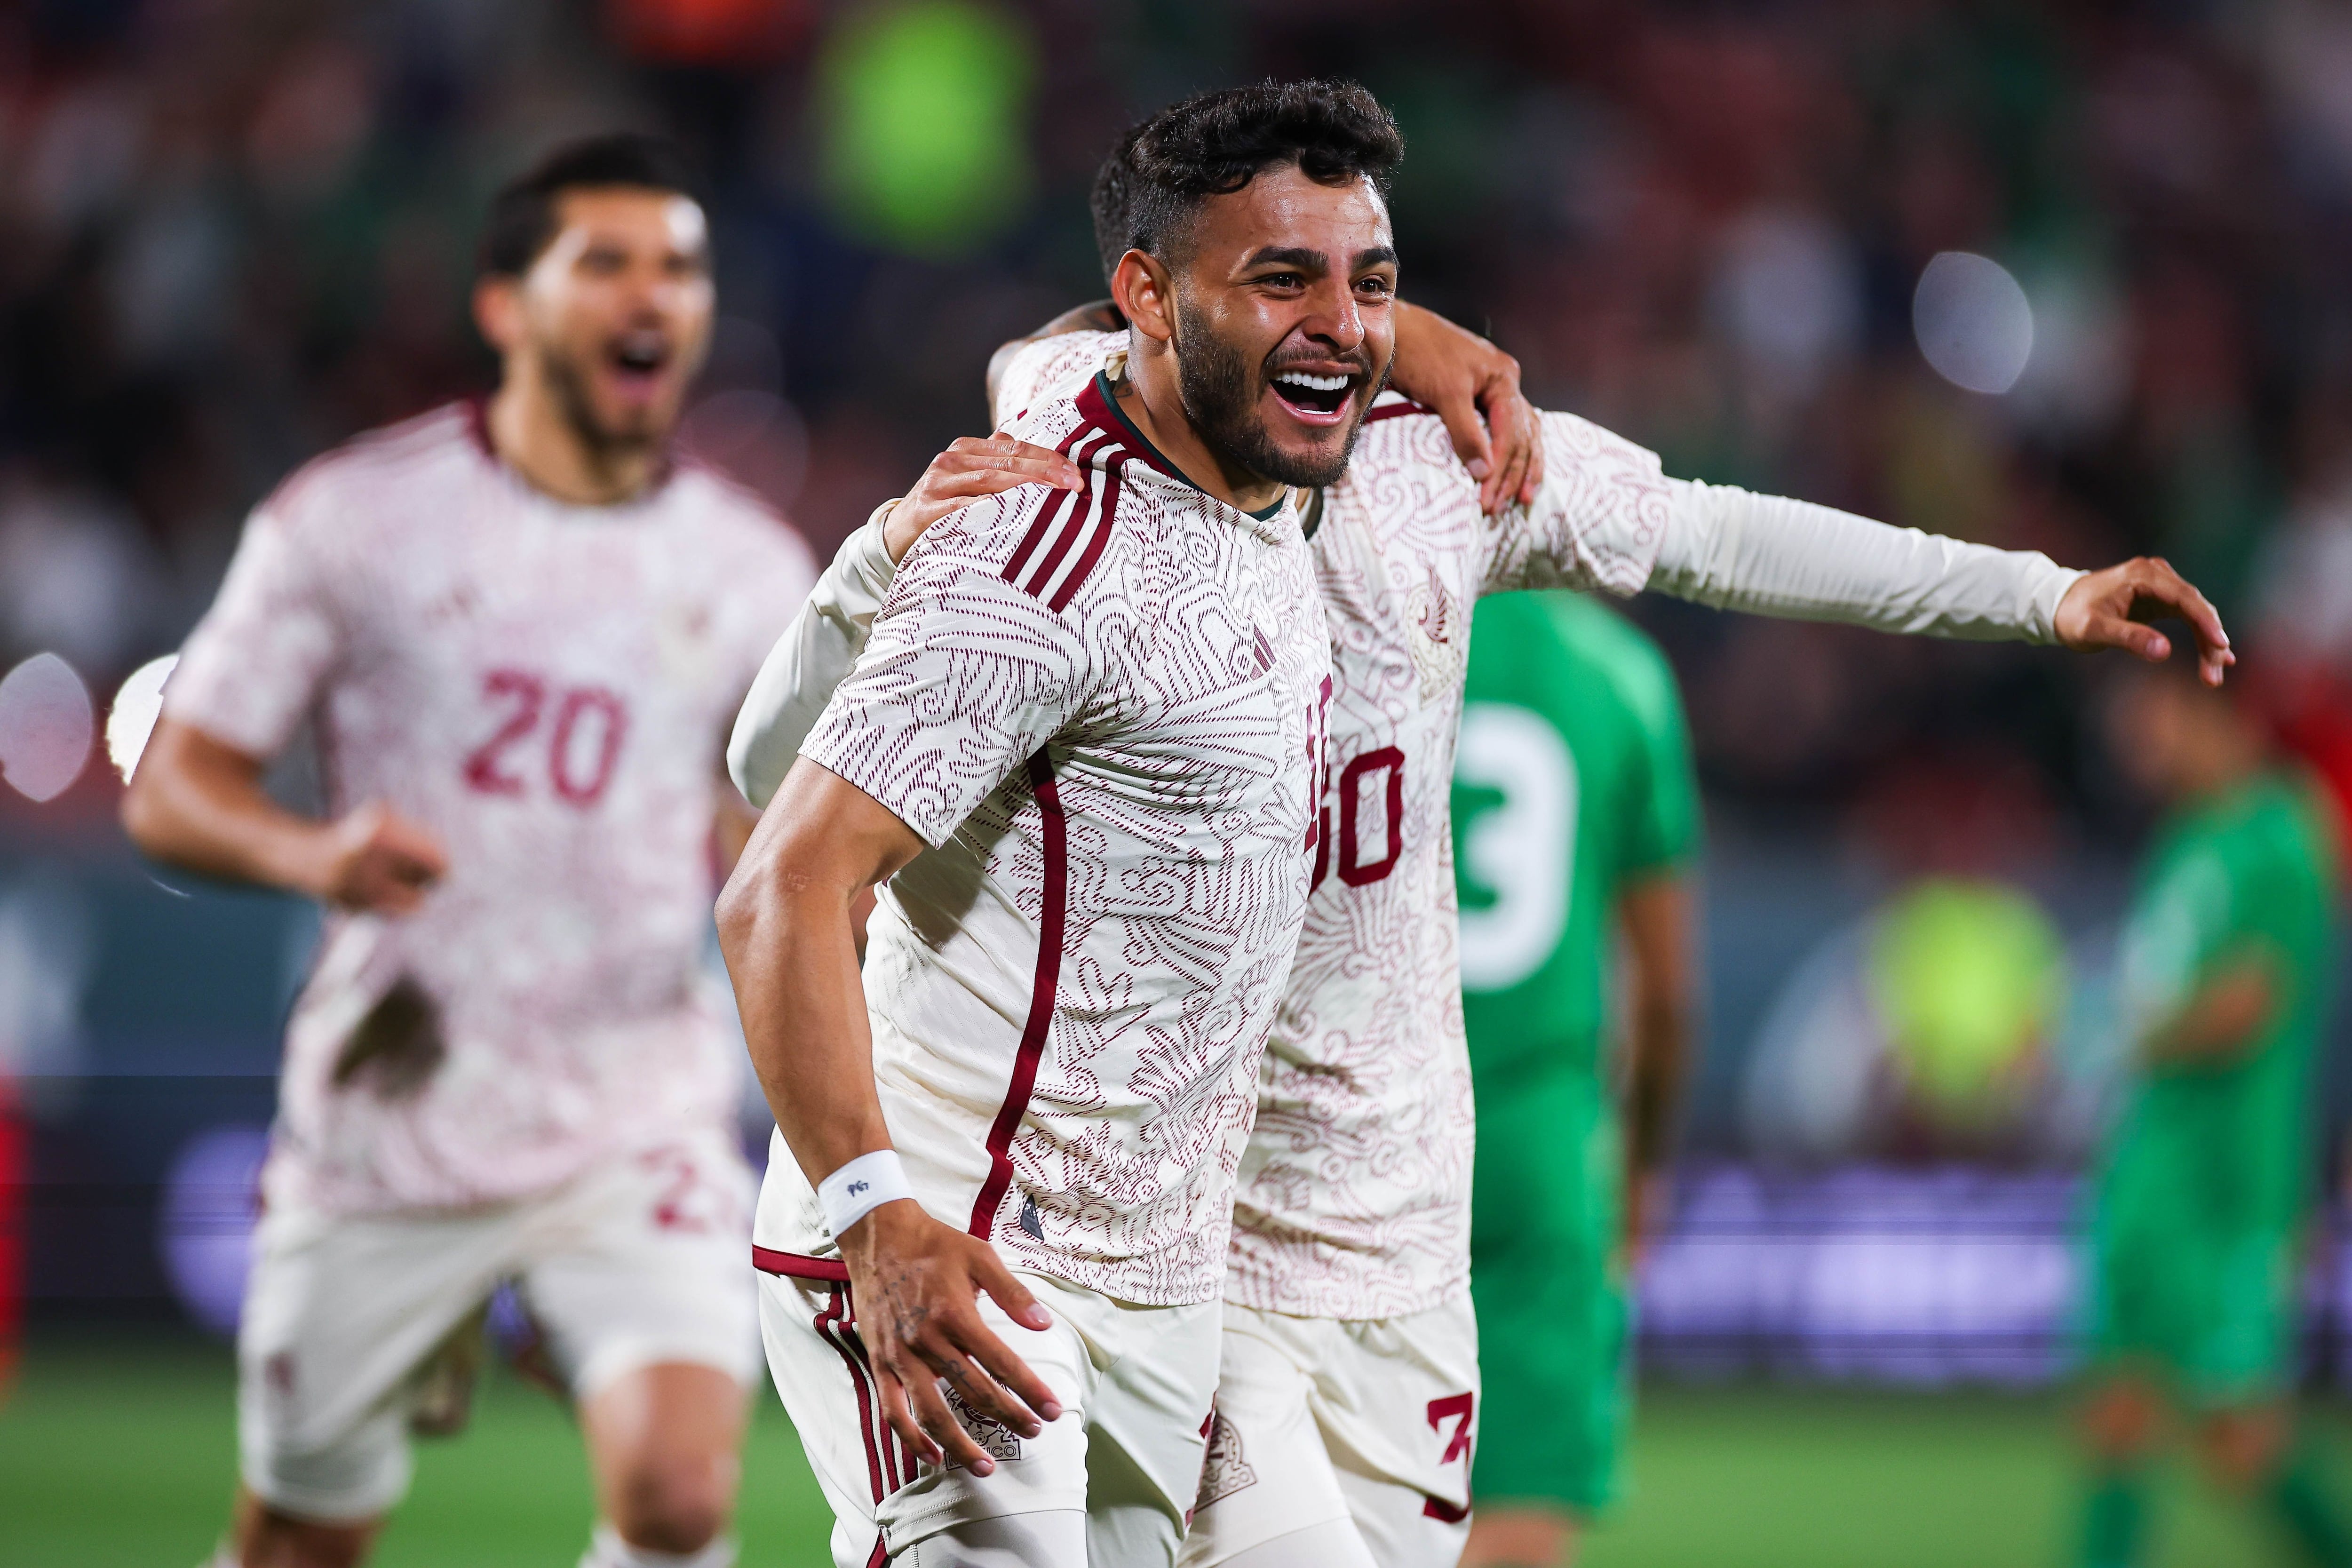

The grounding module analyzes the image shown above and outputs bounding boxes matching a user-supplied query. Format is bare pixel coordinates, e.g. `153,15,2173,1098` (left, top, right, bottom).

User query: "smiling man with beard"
716,82,1409,1568
741,78,2239,1568
125,135,815,1568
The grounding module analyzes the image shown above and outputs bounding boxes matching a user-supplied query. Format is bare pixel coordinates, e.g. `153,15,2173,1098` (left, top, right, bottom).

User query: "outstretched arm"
715,759,1063,1473
1649,481,2233,680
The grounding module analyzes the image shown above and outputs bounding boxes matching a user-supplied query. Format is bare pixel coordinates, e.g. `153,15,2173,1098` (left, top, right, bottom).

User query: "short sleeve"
1480,411,1678,600
798,497,1095,847
1617,638,1702,877
162,493,343,759
993,331,1124,428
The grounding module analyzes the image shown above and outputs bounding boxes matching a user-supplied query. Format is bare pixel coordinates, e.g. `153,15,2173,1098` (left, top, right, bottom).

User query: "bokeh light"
0,651,94,802
104,652,176,784
157,1122,268,1337
816,0,1037,257
1912,251,2036,395
1867,878,2067,1123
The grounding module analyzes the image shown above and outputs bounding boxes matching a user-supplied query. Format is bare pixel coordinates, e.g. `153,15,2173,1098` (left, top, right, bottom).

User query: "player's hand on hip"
841,1198,1064,1474
886,435,1082,562
311,801,448,913
1388,300,1545,517
2054,557,2234,686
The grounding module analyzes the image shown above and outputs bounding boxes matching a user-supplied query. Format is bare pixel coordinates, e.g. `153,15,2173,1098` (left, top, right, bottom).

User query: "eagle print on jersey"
781,375,1332,1308
994,333,1680,1319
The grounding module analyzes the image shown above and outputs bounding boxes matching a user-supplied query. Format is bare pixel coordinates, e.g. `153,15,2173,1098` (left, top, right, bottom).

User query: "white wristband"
818,1150,913,1238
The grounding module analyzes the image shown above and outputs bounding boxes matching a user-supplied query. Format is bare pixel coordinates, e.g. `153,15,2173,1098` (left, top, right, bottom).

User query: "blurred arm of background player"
716,759,1067,1476
1616,872,1696,1261
985,297,1543,516
2140,946,2279,1066
123,721,447,912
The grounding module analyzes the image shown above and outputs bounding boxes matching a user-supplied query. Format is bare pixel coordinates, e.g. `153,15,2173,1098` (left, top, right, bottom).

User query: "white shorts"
756,1255,1222,1568
1181,1296,1481,1568
239,1130,759,1522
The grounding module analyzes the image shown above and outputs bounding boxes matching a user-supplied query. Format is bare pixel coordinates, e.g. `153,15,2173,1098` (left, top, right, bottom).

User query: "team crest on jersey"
1193,1409,1259,1509
1405,563,1463,705
942,1385,1025,1464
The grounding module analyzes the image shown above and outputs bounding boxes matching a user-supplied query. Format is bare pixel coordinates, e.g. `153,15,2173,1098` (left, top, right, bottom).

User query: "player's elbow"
119,759,177,859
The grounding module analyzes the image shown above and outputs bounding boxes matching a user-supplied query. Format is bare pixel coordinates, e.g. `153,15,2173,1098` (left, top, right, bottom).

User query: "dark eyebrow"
1241,246,1330,273
1351,246,1399,272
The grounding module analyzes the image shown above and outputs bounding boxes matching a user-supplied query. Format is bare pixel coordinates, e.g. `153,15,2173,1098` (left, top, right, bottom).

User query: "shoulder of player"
662,460,818,573
250,401,480,531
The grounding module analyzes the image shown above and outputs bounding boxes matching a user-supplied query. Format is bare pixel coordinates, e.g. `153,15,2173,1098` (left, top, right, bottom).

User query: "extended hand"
841,1199,1064,1474
311,801,447,913
2053,557,2233,685
885,435,1082,562
1389,301,1545,517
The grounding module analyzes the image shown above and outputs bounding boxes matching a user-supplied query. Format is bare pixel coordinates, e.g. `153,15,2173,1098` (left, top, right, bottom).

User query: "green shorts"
1468,1073,1629,1513
2083,1159,2299,1407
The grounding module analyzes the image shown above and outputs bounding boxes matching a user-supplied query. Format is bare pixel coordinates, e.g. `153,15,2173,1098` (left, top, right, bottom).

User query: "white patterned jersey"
993,334,1675,1317
165,403,816,1216
751,372,1332,1308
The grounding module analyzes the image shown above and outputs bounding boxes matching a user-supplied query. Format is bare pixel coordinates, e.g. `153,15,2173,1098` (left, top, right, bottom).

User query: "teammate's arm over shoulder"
986,301,1125,421
2139,941,2282,1067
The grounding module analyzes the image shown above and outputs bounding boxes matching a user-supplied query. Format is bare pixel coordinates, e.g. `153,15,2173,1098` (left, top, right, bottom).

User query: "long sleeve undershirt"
726,478,2087,811
1650,478,2082,643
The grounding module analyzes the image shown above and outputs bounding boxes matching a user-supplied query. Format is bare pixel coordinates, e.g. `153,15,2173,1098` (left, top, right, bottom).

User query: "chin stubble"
1169,300,1371,492
539,342,660,463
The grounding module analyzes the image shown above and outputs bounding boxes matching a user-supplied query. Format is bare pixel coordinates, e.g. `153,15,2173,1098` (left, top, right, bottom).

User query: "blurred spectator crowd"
5,0,2352,863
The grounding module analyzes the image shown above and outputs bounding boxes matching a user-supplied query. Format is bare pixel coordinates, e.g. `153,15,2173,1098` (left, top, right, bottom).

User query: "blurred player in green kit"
1449,591,1700,1568
2076,654,2349,1568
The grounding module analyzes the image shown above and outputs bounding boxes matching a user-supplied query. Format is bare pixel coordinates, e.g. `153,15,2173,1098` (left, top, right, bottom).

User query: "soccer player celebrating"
735,80,2234,1568
1449,594,1699,1568
711,84,1369,1568
2074,659,2349,1568
121,135,815,1568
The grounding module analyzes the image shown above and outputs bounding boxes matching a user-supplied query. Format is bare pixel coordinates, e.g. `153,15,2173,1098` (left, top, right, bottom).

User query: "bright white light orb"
0,651,95,802
107,652,178,782
1913,251,2036,395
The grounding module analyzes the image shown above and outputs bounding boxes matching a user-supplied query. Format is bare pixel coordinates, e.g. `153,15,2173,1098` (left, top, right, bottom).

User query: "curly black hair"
1090,79,1405,285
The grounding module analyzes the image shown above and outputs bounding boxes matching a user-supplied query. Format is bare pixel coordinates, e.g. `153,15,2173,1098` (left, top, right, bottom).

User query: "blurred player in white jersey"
122,135,815,1568
738,80,2237,1568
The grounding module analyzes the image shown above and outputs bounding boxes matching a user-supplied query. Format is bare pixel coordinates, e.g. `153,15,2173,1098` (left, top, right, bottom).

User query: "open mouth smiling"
1269,367,1359,423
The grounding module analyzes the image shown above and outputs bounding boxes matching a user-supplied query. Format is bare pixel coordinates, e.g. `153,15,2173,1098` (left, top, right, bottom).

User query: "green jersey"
2086,770,2341,1400
2105,772,2341,1234
1451,591,1700,1084
1452,590,1698,1510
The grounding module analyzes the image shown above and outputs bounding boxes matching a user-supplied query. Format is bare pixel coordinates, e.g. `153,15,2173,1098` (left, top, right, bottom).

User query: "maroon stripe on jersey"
968,751,1066,1239
1423,1496,1471,1523
864,1539,888,1568
752,1245,849,1281
1363,397,1435,424
838,1306,905,1493
1001,467,1084,588
1074,377,1183,482
1017,467,1098,599
1047,450,1125,613
813,1285,887,1506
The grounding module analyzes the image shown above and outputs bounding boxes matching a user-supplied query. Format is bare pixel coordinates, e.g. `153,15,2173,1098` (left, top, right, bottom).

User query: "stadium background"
6,0,2352,1562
